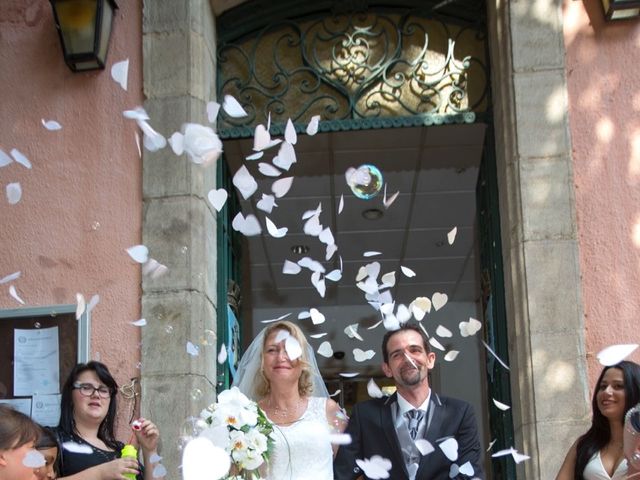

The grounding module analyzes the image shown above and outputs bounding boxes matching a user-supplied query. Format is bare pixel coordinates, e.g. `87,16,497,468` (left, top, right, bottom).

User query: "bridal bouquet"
199,387,274,479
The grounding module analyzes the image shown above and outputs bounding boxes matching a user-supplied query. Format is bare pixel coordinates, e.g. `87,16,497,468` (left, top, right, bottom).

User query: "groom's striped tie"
405,409,424,440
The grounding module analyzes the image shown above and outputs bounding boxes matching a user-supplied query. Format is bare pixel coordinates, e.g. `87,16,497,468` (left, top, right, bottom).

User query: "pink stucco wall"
0,0,143,435
564,0,640,386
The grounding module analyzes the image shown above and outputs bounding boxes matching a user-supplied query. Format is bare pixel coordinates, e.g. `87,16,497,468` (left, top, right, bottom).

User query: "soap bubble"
347,164,383,199
49,311,57,318
164,325,174,334
91,221,101,231
179,416,208,451
180,246,189,254
190,388,203,400
34,322,41,329
136,362,142,369
200,329,216,346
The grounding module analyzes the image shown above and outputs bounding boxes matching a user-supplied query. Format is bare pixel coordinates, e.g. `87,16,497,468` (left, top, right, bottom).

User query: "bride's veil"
231,325,329,400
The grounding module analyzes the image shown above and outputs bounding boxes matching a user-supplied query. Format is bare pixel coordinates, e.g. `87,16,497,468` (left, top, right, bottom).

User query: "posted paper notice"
31,394,62,426
13,327,60,396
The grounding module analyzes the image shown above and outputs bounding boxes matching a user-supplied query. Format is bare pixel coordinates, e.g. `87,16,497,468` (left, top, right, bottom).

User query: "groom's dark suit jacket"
333,393,484,480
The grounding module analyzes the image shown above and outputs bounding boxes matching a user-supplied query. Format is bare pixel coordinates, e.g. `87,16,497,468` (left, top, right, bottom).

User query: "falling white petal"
216,344,227,364
110,59,129,90
339,372,359,378
62,442,93,454
383,185,400,209
231,213,262,236
256,194,277,213
182,437,230,480
447,227,458,245
459,462,475,476
131,318,147,327
232,165,258,200
415,439,435,456
260,313,291,324
272,176,294,198
222,95,248,118
367,379,384,398
459,317,482,337
282,260,302,275
0,271,21,285
381,271,396,288
355,456,392,479
252,124,281,151
436,325,453,338
353,348,375,362
326,243,338,261
400,266,416,278
123,107,149,121
481,340,510,370
285,118,297,144
338,194,344,214
75,293,86,320
309,333,327,339
265,217,288,238
87,294,100,313
258,162,282,177
206,101,221,123
152,463,167,478
302,203,322,220
304,214,323,236
9,285,25,305
444,351,459,362
285,335,303,360
168,131,185,155
439,438,459,461
298,311,311,320
207,189,228,212
396,304,412,325
330,433,352,445
319,227,335,246
22,450,46,468
297,257,325,273
431,292,448,311
363,251,382,257
41,119,62,131
6,182,22,205
597,344,639,366
246,151,263,161
0,149,12,167
325,269,342,282
344,323,363,341
493,399,511,411
428,337,445,352
310,308,325,325
317,341,333,358
126,245,149,264
273,142,297,171
306,115,321,136
186,341,199,356
367,320,383,330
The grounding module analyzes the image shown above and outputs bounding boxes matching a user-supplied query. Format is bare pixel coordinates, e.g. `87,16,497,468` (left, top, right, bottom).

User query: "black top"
53,428,142,479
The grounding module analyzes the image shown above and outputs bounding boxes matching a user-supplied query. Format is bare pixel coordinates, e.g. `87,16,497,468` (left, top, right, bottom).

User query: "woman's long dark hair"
574,360,640,479
58,361,120,450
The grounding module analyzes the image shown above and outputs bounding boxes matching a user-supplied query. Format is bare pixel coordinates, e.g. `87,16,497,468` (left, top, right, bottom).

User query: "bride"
232,320,347,480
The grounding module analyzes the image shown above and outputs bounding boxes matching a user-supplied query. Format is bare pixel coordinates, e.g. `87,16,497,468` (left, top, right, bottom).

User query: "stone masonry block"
142,96,216,199
510,0,565,72
523,240,582,335
143,1,188,33
141,373,216,478
142,196,217,304
520,155,576,241
537,420,590,479
143,31,190,99
141,289,218,377
529,331,590,423
513,70,571,158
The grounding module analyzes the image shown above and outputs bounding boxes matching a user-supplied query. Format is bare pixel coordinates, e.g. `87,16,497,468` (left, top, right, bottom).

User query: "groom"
334,324,484,480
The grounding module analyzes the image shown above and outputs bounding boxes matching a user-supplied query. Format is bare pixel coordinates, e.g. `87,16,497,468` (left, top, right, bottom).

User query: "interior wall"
0,0,143,438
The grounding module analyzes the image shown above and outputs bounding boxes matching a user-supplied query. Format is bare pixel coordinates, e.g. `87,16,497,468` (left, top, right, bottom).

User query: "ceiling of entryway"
223,123,487,311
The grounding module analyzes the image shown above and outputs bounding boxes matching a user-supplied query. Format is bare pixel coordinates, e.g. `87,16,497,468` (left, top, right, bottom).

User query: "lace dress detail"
266,396,333,480
583,451,627,480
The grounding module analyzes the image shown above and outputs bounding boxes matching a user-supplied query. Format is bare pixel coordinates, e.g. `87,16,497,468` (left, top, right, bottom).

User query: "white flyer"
0,398,32,416
31,393,62,426
13,327,60,396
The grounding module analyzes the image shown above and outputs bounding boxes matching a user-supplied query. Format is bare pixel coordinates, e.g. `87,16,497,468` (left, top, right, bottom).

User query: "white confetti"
222,95,247,118
182,437,230,480
447,227,458,245
0,148,13,167
271,176,294,198
62,442,93,454
11,149,32,169
309,333,327,339
444,350,459,362
110,59,129,90
330,433,352,445
0,271,20,285
9,285,25,305
42,119,62,131
317,341,334,358
22,449,45,468
126,245,149,264
363,251,382,257
410,297,432,320
6,182,22,204
218,344,227,364
355,456,392,479
265,217,288,238
344,323,363,341
432,292,448,311
87,294,100,313
306,115,321,136
383,185,399,209
436,325,452,338
493,398,511,411
338,194,344,214
256,194,277,213
339,372,359,378
232,165,258,200
439,437,459,461
258,162,282,177
207,188,228,212
186,341,200,356
367,378,384,398
75,293,86,320
481,340,510,370
353,348,375,362
428,337,445,352
400,266,415,278
284,118,297,144
415,439,435,456
282,260,302,275
206,101,221,124
285,335,302,360
152,463,167,478
459,317,482,337
273,142,297,171
131,318,147,327
310,308,325,325
597,344,639,366
231,212,262,236
492,447,530,464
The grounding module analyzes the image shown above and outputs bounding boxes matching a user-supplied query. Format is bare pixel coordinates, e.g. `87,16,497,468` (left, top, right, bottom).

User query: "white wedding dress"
266,397,333,480
583,452,627,480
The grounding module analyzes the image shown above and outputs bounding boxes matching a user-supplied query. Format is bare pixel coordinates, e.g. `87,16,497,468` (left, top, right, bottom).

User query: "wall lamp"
49,0,118,72
601,0,640,21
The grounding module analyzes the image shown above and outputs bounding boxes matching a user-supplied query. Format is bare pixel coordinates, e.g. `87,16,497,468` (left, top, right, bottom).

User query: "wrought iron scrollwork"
217,9,488,133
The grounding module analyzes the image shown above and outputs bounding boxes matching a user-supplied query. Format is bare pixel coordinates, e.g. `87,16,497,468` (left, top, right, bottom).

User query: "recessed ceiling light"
290,245,310,255
362,208,384,220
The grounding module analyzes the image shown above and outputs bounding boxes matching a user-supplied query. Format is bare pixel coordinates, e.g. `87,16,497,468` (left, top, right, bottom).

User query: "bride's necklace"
267,397,304,422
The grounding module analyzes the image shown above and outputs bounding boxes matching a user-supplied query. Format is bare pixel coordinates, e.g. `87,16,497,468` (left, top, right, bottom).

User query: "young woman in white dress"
232,321,347,480
556,361,640,480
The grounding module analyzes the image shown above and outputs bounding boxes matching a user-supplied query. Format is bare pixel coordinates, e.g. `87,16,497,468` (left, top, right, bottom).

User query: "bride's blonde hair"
256,321,314,397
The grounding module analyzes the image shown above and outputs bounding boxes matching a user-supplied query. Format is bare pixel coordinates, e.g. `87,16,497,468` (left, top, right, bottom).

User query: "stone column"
488,1,590,478
140,0,219,475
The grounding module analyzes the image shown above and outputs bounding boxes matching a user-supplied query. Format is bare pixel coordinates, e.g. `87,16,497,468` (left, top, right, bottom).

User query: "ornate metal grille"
217,10,488,136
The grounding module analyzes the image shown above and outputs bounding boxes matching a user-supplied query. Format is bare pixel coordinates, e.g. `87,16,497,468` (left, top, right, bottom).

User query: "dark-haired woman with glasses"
54,361,162,480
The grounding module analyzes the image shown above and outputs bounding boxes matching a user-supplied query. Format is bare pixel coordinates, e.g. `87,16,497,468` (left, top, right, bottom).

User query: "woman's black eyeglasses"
73,382,111,398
